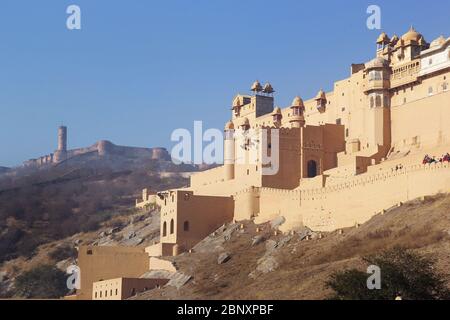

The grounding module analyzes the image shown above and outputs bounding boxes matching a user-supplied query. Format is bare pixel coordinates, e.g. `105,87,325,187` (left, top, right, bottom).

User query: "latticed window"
369,70,382,81
375,95,382,107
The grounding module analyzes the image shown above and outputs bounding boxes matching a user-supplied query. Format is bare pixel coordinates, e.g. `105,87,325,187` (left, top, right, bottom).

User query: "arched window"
162,222,167,237
307,160,318,178
184,221,189,232
170,219,174,234
375,95,382,107
370,96,374,108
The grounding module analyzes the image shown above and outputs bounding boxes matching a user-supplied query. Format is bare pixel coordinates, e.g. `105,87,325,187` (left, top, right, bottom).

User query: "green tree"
326,247,450,300
15,265,68,299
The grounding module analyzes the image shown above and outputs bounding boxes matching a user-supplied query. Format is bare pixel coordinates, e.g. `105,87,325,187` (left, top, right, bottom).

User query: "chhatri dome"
401,26,423,42
430,35,447,48
273,106,282,114
232,96,242,108
251,80,263,93
225,121,234,131
390,34,399,45
365,56,389,69
376,32,390,44
315,89,327,101
263,82,275,94
291,96,304,108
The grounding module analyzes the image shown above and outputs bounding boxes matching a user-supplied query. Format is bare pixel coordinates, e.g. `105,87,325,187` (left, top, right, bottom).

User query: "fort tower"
54,125,68,163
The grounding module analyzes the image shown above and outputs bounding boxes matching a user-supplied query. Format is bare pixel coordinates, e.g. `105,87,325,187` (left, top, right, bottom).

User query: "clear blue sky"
1,0,449,167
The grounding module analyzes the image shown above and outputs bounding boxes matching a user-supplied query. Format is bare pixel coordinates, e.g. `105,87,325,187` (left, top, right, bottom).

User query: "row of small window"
392,61,420,74
397,82,448,105
246,166,259,175
393,80,448,98
428,82,448,95
164,193,192,205
164,195,175,205
94,288,118,299
369,94,390,108
162,220,189,237
395,75,447,93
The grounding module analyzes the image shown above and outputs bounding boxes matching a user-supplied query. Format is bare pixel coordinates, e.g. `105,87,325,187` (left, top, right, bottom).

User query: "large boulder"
222,224,240,241
249,255,279,279
251,235,265,246
193,224,239,253
256,256,279,274
166,273,192,290
107,227,121,235
270,216,286,229
297,227,313,241
277,234,293,247
141,270,173,280
125,231,136,240
217,252,231,265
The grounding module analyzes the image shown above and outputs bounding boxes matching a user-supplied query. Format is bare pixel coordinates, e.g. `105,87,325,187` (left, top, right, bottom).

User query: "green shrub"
326,247,450,300
15,265,68,299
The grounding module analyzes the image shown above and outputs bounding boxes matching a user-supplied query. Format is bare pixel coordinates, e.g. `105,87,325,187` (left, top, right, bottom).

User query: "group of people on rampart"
422,153,450,164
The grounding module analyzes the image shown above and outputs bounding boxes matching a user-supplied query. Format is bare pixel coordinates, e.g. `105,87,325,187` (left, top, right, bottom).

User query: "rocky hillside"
2,193,449,299
0,167,10,174
0,205,161,297
133,193,450,300
0,149,200,273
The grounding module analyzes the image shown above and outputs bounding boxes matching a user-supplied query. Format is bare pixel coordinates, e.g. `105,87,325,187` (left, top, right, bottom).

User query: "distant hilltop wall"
94,140,170,160
0,166,10,174
22,126,171,168
23,140,170,168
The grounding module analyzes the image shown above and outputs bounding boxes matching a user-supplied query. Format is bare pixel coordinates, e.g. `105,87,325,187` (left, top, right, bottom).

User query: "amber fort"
73,27,450,299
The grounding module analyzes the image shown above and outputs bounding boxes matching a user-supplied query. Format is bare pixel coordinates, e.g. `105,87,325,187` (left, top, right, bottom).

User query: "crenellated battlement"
300,161,450,199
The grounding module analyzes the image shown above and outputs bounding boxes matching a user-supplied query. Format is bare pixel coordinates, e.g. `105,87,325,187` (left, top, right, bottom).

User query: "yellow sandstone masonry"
136,28,450,256
74,27,450,301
